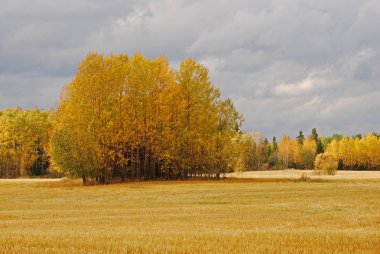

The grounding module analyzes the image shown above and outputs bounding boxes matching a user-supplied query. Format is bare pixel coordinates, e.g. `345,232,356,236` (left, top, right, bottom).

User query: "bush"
314,152,338,175
297,173,311,182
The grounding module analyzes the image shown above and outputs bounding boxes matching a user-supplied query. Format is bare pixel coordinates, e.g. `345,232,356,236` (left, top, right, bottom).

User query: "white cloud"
274,74,326,97
199,57,225,74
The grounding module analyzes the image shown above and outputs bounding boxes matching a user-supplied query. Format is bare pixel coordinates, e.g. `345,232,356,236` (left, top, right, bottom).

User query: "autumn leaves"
2,53,378,182
50,53,242,183
0,108,50,177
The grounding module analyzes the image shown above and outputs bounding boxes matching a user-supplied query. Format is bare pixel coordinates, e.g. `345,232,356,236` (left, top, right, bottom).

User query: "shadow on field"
34,177,327,188
32,174,380,189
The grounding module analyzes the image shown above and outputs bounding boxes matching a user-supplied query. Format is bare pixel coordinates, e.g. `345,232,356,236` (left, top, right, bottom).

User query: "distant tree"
256,137,269,167
271,137,278,152
321,133,343,150
301,136,317,169
279,136,293,168
296,131,305,145
331,133,344,141
0,108,51,178
311,128,324,154
236,133,257,171
268,137,279,167
311,128,318,141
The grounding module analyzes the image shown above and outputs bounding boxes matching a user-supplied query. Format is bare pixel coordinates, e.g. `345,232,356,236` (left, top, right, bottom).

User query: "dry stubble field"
0,178,380,253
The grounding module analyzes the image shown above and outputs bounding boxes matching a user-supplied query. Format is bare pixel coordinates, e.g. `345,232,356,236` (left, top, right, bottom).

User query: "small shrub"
314,152,338,175
298,173,310,182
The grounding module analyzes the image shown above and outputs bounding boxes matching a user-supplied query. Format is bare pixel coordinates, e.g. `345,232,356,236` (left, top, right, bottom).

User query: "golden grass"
226,169,380,180
0,179,379,253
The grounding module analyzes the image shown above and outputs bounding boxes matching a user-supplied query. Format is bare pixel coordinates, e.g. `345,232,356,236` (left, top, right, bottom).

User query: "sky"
0,0,379,138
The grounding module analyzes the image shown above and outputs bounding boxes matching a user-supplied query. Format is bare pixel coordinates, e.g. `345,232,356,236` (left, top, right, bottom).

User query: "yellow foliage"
314,152,338,175
0,108,51,177
50,53,243,183
325,133,380,170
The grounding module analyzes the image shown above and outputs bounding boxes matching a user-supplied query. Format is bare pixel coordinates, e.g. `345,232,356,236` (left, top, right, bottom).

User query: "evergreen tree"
296,131,305,145
311,128,324,154
271,137,278,152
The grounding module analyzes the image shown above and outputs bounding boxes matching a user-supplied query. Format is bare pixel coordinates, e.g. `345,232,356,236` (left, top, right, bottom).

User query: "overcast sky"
1,0,379,138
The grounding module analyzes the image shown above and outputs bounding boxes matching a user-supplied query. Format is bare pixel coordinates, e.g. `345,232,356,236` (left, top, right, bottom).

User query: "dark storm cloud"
1,0,379,138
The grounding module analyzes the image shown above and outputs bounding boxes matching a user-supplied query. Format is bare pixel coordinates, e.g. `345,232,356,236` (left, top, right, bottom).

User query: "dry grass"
0,179,380,253
225,169,380,180
0,178,62,183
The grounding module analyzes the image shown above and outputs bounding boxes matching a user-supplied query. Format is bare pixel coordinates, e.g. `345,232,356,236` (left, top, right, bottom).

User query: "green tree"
311,128,324,154
296,131,305,145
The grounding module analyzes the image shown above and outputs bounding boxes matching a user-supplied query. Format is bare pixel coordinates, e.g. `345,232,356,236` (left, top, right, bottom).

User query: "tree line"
235,128,380,172
235,129,320,171
0,53,379,181
0,108,50,177
324,133,380,170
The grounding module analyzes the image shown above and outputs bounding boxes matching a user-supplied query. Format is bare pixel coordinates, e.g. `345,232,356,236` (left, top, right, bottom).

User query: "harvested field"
224,169,380,180
0,178,380,253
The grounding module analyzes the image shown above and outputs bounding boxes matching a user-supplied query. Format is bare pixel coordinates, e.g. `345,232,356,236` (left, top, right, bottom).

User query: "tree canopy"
50,53,243,183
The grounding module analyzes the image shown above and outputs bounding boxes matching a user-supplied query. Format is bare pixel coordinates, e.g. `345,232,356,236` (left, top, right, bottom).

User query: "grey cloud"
0,73,68,109
0,0,379,138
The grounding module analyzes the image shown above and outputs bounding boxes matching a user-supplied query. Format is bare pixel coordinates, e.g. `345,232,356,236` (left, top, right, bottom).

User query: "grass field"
225,169,380,180
1,178,380,253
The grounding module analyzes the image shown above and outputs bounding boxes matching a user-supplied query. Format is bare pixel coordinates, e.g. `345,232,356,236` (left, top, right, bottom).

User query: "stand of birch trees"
50,53,243,184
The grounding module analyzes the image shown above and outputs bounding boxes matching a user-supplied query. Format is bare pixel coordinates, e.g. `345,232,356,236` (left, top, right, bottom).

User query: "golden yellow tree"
50,53,243,183
301,136,317,169
279,136,292,168
0,108,51,178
